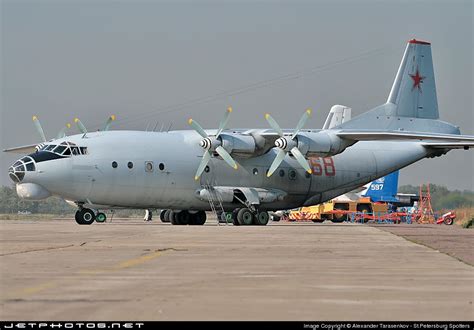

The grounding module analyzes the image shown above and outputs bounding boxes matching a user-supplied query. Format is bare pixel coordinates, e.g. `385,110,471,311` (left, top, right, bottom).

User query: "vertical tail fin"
387,39,438,119
363,171,399,203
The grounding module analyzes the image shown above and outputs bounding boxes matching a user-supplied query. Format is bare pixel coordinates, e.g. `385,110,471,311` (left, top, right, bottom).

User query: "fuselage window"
253,168,259,175
159,163,165,171
204,165,210,173
279,169,285,177
112,161,118,168
128,162,133,169
145,161,153,172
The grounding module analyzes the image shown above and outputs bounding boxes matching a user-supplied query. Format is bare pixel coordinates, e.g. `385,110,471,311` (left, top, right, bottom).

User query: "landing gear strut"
75,208,96,225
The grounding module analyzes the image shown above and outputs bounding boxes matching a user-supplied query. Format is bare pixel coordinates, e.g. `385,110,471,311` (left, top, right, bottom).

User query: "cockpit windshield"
37,141,88,157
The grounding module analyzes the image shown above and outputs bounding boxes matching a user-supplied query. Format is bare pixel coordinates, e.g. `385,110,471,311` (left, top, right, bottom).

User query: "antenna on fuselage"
152,121,159,132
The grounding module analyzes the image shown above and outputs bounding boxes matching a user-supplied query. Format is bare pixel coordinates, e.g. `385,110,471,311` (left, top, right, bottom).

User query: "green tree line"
398,184,474,210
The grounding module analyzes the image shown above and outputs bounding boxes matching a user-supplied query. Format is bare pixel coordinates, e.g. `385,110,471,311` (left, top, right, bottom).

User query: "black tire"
160,209,168,222
96,212,107,223
193,211,206,225
178,211,190,225
75,208,95,225
164,209,172,223
332,203,349,222
237,208,254,226
254,211,269,226
232,208,241,226
312,219,324,223
170,211,180,225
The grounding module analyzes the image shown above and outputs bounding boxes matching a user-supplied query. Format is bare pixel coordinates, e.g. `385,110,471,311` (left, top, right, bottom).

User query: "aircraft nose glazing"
8,156,36,183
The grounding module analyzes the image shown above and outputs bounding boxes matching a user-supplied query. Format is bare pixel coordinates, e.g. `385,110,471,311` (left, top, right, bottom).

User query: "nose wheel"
75,208,96,225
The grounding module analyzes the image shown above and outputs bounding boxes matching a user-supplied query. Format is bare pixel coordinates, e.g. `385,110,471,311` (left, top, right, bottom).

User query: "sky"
1,0,473,190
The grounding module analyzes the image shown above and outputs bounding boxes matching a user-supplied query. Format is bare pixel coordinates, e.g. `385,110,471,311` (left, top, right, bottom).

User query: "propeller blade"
216,106,232,137
74,118,88,134
291,147,312,174
264,113,284,137
194,151,211,181
32,116,47,142
267,149,287,177
216,146,238,170
103,115,116,131
56,123,71,139
188,118,208,139
291,108,312,139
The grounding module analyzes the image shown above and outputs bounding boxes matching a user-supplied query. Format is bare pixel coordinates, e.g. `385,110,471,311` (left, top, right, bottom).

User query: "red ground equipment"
436,211,456,225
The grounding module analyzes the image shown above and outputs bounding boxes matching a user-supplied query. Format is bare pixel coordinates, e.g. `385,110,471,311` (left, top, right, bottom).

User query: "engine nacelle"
220,133,262,158
297,132,354,157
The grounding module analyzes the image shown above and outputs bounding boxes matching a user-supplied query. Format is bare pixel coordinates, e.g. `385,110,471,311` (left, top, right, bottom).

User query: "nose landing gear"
75,208,107,225
75,208,96,225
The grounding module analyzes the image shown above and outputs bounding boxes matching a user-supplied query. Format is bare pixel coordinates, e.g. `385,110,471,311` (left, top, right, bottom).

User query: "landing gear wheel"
75,208,95,225
163,209,172,223
232,208,241,226
171,211,189,225
96,212,107,223
237,208,254,226
193,211,206,225
254,211,269,226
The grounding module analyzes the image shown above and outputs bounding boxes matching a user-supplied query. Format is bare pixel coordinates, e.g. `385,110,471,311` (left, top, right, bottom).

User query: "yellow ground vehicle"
289,197,388,223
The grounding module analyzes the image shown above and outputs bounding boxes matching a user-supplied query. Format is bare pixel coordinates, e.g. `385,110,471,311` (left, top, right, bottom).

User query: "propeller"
32,116,47,142
265,109,313,177
74,118,88,134
56,123,72,139
103,115,116,131
188,106,238,180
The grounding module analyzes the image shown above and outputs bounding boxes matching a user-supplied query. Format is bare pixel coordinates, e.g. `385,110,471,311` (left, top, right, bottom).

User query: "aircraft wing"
3,144,38,154
336,130,474,149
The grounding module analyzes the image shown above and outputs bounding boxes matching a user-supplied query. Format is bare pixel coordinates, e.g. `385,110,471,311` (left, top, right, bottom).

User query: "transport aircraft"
5,39,474,225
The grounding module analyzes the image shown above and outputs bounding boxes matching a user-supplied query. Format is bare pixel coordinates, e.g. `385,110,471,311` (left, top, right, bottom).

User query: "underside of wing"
3,144,38,154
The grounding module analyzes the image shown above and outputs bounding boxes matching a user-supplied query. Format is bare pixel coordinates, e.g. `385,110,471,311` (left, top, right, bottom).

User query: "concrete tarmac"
1,219,473,320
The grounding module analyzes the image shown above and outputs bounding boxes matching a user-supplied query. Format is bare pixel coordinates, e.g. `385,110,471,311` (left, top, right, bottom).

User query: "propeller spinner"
189,107,238,180
265,109,313,177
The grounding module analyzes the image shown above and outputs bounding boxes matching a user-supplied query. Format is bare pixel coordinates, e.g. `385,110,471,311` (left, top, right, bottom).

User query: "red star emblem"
409,68,425,93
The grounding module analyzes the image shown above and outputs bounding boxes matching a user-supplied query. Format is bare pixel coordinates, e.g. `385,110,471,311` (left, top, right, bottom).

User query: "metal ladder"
204,182,227,225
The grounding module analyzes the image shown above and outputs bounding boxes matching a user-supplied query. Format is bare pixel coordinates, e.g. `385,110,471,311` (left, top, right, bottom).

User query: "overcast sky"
1,0,473,190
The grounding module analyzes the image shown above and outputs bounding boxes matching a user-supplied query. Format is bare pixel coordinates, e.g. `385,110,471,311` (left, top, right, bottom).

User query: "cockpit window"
53,145,66,154
38,142,88,157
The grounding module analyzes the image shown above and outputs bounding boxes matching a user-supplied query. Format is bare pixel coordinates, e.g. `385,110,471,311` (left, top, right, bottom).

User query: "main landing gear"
161,210,207,225
231,208,269,226
75,207,107,225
